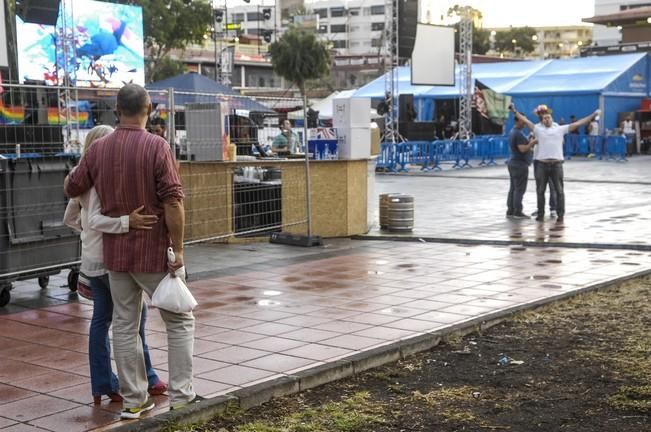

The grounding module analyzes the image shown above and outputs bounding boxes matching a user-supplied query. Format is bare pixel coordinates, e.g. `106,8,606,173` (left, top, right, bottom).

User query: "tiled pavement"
1,157,651,431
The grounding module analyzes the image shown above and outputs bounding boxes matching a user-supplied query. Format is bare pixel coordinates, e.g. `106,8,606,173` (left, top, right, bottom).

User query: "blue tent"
507,53,647,132
146,72,274,113
353,53,649,131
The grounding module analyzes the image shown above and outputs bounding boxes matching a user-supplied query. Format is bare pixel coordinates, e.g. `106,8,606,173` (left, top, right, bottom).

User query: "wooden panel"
180,159,369,240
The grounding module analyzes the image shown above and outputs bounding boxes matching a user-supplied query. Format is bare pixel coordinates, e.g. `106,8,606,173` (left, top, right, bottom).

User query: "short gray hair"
117,84,150,116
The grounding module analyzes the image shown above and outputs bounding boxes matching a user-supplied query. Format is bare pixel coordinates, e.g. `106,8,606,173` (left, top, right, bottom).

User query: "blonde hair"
82,125,114,157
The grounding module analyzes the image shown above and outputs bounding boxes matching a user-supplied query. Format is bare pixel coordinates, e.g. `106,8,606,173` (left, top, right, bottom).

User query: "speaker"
16,0,61,26
399,94,416,123
398,0,418,61
398,122,436,141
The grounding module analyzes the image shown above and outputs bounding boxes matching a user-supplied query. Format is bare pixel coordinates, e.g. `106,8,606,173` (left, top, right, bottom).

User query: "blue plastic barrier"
375,132,628,172
606,135,627,162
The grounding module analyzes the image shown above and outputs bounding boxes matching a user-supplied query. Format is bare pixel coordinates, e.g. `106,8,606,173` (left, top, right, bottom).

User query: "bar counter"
179,158,373,241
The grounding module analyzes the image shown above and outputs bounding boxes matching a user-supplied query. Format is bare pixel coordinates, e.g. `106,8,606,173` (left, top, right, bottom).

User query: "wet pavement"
370,155,651,248
1,156,651,431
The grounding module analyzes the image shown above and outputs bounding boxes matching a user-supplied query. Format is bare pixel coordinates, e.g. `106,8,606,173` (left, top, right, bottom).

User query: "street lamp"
212,2,229,83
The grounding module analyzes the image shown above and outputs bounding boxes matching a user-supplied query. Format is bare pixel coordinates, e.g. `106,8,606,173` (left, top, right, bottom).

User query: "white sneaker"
120,398,155,419
550,210,558,218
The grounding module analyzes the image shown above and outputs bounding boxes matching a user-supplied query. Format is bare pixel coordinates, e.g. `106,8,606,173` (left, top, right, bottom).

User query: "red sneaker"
148,380,168,396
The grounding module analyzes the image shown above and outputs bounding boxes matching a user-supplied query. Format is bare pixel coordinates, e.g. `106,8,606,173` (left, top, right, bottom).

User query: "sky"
426,0,596,28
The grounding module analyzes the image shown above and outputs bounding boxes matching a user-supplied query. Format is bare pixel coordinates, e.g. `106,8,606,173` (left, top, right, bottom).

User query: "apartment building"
592,0,651,46
487,25,593,59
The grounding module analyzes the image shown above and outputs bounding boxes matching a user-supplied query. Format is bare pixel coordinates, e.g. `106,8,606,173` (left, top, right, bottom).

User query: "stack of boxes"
333,97,371,159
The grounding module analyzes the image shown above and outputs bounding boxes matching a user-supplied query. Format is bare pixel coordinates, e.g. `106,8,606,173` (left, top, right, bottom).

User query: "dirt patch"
173,276,651,431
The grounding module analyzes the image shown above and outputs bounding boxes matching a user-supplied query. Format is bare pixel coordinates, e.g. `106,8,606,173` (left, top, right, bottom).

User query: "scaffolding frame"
382,0,400,144
55,0,80,151
457,8,473,140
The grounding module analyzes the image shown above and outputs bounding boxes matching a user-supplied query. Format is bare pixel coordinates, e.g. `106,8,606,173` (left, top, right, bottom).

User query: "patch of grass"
412,386,478,405
228,392,386,432
609,385,651,413
410,387,497,427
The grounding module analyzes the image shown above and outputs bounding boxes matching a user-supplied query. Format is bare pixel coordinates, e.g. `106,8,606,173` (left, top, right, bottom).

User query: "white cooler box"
338,127,371,159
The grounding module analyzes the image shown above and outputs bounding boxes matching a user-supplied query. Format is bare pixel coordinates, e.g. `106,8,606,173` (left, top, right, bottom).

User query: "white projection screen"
411,23,455,86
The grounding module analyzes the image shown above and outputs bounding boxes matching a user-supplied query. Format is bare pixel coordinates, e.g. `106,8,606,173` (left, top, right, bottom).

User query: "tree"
494,27,537,54
447,4,482,22
269,26,330,237
137,0,213,82
148,56,187,82
269,26,330,100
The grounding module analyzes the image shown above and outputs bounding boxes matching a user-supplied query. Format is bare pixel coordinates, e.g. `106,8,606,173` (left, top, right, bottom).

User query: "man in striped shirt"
65,84,196,418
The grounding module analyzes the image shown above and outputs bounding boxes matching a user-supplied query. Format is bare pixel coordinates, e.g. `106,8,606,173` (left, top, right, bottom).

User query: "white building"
224,0,388,56
224,0,434,56
593,0,651,46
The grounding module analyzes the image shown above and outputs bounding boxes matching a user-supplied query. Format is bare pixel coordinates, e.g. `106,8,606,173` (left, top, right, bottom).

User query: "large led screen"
16,0,144,87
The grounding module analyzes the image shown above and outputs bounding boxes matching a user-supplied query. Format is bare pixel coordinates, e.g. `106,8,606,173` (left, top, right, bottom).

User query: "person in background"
569,115,579,134
621,115,636,154
272,119,301,154
587,114,600,158
435,114,446,140
63,125,167,406
511,103,599,224
65,84,197,419
506,115,536,219
149,117,166,139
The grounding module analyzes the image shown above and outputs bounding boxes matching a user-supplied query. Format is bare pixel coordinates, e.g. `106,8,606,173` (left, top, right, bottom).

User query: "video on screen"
16,0,145,88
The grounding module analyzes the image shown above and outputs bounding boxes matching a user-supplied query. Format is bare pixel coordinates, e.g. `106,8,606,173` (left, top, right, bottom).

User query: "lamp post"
212,1,228,83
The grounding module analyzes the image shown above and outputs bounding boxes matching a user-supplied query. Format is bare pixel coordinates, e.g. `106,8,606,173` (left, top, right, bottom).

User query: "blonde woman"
64,125,167,404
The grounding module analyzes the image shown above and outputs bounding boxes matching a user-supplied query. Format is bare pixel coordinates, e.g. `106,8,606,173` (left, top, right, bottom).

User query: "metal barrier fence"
377,134,629,172
563,134,627,162
0,83,305,306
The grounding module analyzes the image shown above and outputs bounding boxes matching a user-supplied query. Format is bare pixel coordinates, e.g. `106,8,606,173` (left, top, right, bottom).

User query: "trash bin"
0,155,81,306
379,193,414,232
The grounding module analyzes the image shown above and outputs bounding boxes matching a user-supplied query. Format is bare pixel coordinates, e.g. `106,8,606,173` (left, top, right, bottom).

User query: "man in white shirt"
510,104,599,224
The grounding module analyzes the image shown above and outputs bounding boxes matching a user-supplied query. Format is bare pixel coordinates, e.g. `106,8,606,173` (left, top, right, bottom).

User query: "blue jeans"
507,160,529,215
88,274,159,396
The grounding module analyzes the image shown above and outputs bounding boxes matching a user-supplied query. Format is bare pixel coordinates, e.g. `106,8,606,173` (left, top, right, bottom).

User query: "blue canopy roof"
147,72,238,94
508,52,647,95
353,53,649,100
146,72,274,113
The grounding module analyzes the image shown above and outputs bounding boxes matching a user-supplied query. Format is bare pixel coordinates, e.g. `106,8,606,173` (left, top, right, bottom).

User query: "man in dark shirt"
507,116,536,218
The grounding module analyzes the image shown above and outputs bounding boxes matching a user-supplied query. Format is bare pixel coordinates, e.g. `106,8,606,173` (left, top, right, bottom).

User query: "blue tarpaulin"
353,53,649,131
146,72,274,113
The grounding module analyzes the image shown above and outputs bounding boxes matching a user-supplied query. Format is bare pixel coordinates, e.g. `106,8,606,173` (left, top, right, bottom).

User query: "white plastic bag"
152,248,198,313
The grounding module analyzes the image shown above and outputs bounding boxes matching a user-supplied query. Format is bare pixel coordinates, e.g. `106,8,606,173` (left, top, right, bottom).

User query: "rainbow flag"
47,108,89,126
0,102,25,124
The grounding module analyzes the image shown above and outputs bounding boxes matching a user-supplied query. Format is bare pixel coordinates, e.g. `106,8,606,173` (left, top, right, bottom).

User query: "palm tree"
269,26,330,238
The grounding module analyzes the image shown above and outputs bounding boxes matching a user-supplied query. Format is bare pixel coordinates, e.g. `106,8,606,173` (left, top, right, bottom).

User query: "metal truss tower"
55,0,80,151
457,8,473,140
382,0,399,143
